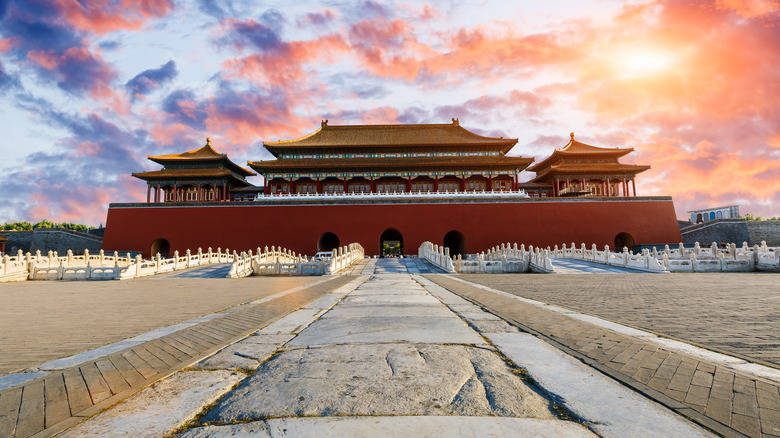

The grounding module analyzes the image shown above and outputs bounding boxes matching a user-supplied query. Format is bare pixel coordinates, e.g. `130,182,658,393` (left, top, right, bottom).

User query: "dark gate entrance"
150,238,170,258
443,230,465,257
614,232,635,251
379,228,403,257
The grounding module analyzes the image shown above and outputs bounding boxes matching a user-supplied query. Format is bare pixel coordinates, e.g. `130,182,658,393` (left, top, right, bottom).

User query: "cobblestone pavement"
462,273,780,367
0,276,331,375
427,275,780,438
0,276,358,438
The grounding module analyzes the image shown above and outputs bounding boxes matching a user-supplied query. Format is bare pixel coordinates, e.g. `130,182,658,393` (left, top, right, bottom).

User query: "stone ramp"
340,257,447,275
426,274,780,438
0,276,357,438
140,263,232,279
552,257,646,274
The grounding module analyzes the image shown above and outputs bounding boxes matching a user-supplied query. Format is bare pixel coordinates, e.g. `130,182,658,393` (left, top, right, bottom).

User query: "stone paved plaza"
463,273,780,367
0,272,328,375
0,260,778,437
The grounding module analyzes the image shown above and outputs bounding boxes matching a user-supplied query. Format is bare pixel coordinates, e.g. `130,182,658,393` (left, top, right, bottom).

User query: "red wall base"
102,198,682,257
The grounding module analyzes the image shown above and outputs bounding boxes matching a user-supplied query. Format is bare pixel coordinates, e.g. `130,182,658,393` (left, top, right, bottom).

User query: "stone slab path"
427,274,780,438
57,263,712,437
0,276,357,438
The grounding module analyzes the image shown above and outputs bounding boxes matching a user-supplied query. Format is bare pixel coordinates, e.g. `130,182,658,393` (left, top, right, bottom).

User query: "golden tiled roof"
527,133,634,172
530,162,651,183
131,168,253,186
249,156,533,174
148,138,255,176
263,120,518,156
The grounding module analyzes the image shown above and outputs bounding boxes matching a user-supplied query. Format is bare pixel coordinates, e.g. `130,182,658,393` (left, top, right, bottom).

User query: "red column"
146,185,151,203
222,183,227,201
317,177,322,194
622,178,627,197
488,175,493,191
156,184,161,202
461,176,466,191
407,176,412,192
434,175,439,192
632,178,637,197
343,178,347,193
196,183,201,202
173,184,178,202
370,176,375,193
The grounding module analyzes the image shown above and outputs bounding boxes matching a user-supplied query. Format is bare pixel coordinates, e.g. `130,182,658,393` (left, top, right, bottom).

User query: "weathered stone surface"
177,422,271,438
180,417,596,438
487,332,716,438
321,303,454,319
255,308,326,335
201,343,554,423
286,315,485,346
341,294,440,305
60,371,243,438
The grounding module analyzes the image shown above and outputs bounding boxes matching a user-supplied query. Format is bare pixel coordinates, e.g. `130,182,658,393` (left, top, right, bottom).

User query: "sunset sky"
1,0,779,226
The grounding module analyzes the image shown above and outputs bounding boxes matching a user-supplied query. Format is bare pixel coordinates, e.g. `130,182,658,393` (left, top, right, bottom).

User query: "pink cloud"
53,0,175,35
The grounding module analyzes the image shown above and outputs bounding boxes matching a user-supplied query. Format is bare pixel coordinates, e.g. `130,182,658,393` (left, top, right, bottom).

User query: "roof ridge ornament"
570,132,575,140
206,137,211,147
321,119,328,128
452,118,459,126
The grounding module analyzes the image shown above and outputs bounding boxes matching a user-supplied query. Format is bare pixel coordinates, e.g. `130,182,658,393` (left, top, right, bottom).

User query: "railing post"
173,250,179,270
67,249,73,266
186,249,191,268
99,249,105,265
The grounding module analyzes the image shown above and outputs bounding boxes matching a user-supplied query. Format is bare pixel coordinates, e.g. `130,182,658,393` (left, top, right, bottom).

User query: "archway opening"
150,238,170,258
443,230,465,257
317,232,340,252
379,228,403,257
614,232,635,252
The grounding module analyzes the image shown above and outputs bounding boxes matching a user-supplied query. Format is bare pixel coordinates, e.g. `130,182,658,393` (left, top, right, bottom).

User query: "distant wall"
746,221,780,246
680,219,750,246
2,228,103,254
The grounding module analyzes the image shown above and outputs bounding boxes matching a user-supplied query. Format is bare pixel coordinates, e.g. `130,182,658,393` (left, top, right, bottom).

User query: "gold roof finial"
206,137,212,146
570,132,575,140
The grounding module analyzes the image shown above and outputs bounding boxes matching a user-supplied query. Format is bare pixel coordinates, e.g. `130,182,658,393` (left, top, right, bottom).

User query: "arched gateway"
150,238,170,258
317,232,340,252
379,228,403,257
614,232,634,251
443,230,465,257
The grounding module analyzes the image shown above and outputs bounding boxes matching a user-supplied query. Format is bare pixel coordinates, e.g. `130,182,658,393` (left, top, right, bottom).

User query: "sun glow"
622,50,675,76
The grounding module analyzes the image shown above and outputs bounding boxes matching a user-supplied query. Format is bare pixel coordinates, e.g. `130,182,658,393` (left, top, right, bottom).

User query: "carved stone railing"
228,243,365,278
547,240,780,273
254,189,529,202
426,242,554,274
1,247,237,281
549,242,667,272
418,242,455,273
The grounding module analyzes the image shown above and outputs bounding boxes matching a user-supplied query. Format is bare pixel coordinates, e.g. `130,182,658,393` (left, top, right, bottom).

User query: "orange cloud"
53,0,175,35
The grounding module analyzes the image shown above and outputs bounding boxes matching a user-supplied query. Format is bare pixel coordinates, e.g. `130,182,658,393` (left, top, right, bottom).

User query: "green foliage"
2,220,97,231
742,213,780,221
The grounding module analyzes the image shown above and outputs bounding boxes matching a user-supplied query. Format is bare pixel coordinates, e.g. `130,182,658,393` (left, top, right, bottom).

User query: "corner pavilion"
106,120,679,257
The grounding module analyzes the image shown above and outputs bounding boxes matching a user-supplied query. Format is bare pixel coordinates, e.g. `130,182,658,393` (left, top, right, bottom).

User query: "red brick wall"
103,198,682,257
